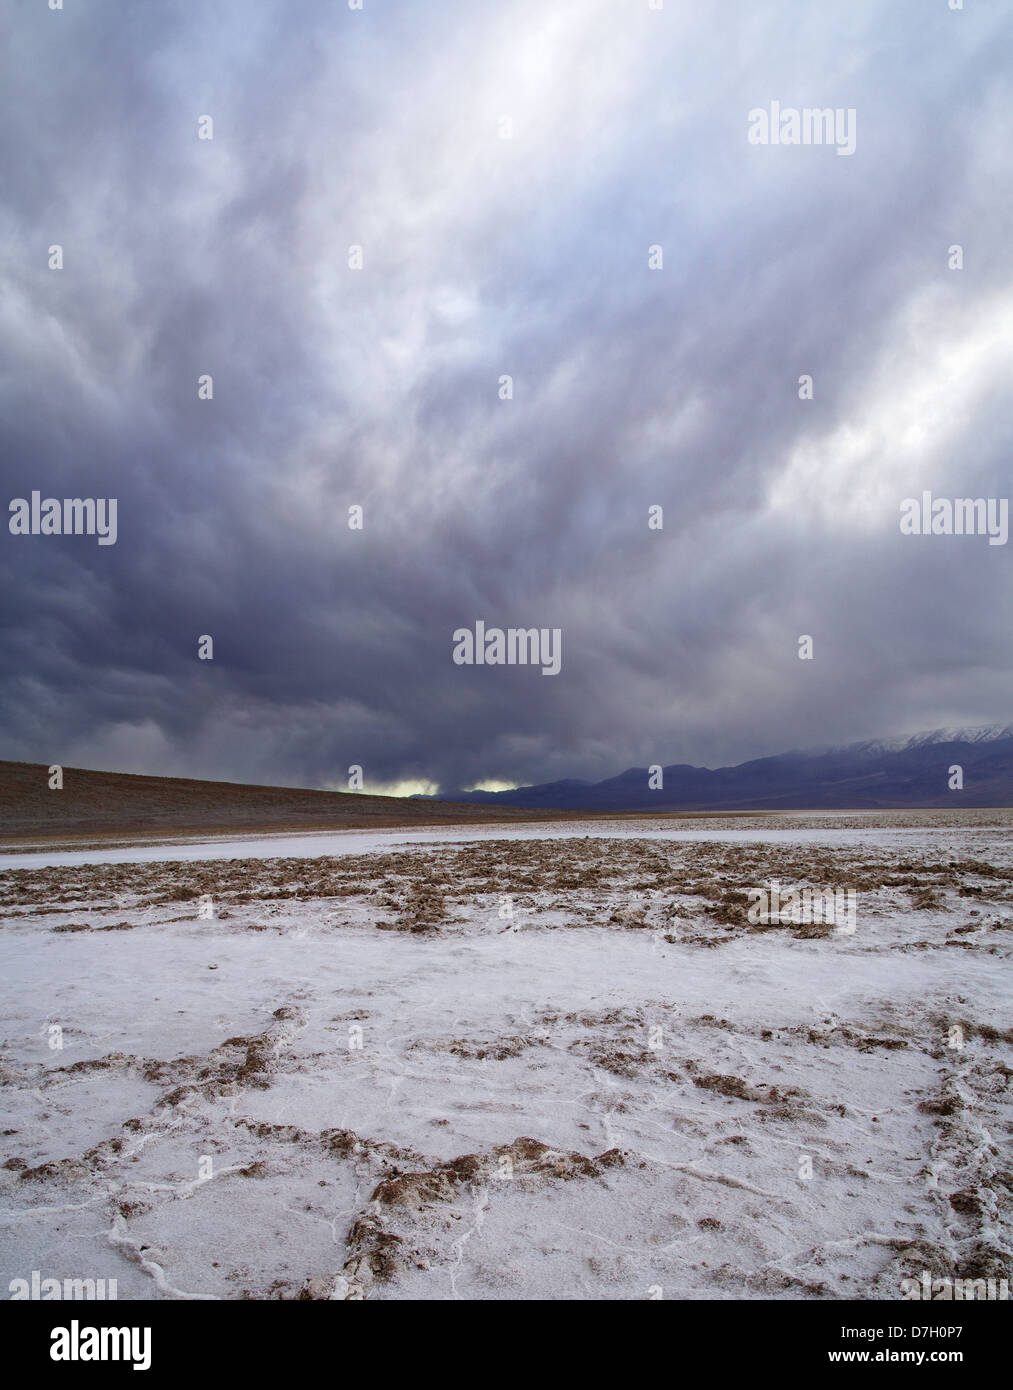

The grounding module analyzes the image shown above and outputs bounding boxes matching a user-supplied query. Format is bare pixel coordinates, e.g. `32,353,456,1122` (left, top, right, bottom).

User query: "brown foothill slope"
0,760,583,844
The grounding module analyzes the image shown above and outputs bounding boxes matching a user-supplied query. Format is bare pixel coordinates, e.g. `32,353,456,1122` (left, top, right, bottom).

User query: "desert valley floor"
1,811,1011,1300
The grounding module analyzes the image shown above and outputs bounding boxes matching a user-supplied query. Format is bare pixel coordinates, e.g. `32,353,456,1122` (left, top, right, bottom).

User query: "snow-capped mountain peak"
804,726,1013,759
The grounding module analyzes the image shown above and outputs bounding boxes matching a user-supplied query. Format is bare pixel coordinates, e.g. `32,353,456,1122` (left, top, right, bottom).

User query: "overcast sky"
2,0,1011,795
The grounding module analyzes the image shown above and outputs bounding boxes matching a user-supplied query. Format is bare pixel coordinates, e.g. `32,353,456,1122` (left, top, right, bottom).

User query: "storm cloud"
2,0,1011,795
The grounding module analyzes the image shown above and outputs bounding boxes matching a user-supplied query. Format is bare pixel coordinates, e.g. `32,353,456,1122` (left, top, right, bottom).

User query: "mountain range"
427,726,1013,812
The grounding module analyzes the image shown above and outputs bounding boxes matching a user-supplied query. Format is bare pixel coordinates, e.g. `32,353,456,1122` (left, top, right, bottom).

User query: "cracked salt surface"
1,817,1010,1299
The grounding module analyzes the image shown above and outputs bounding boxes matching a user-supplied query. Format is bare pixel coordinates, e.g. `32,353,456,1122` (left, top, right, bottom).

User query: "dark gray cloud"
2,0,1012,794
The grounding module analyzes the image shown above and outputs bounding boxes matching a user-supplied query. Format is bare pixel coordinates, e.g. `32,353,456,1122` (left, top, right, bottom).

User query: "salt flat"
1,816,1010,1300
2,805,1010,870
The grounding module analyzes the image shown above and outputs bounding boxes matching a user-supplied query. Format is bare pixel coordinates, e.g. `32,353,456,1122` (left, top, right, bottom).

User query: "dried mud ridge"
906,1018,1013,1287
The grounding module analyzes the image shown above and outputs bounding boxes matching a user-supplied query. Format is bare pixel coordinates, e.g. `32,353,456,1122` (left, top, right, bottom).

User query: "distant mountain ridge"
431,727,1013,811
